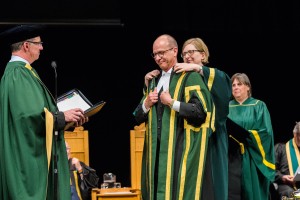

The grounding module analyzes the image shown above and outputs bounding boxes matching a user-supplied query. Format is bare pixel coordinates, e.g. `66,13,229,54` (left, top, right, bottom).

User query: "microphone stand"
51,61,59,200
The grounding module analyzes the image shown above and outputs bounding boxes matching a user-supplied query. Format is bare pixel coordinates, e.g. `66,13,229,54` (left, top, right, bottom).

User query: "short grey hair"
11,41,24,52
293,122,300,135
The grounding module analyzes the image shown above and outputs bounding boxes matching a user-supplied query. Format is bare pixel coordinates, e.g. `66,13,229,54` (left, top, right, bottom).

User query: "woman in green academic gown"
227,73,275,200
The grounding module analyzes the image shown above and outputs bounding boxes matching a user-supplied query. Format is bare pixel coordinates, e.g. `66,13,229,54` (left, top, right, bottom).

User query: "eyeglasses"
181,50,202,58
26,41,43,46
151,48,174,58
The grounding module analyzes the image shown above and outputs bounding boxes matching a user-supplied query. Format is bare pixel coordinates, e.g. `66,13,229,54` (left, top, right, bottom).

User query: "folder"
57,88,106,129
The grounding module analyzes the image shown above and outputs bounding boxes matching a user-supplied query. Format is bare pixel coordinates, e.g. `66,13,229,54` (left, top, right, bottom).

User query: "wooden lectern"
91,123,145,200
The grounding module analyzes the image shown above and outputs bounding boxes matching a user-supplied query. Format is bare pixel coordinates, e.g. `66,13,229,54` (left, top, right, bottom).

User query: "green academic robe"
202,66,232,200
228,97,275,200
136,71,215,200
0,61,71,200
285,138,300,176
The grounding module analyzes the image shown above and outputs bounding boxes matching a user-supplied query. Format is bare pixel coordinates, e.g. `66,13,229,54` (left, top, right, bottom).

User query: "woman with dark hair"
227,73,275,200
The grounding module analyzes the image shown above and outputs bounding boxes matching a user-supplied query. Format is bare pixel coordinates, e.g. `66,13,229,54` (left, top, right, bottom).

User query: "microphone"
51,61,58,137
51,61,58,103
51,60,57,69
51,61,59,200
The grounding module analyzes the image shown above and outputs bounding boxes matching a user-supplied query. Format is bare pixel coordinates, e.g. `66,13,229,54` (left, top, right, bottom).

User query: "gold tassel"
229,135,245,154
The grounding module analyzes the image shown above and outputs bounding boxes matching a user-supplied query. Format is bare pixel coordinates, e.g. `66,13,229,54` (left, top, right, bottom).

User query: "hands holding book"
57,89,106,130
64,108,89,127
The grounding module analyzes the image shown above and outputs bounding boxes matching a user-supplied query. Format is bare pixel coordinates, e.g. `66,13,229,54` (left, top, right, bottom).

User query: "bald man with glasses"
133,34,215,200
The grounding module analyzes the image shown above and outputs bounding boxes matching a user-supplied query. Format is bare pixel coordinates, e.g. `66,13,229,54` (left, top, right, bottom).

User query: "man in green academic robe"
133,34,215,200
0,24,88,200
144,37,232,200
274,122,300,198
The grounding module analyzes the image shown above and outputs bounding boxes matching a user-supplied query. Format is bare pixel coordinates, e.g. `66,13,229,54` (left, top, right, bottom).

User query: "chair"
64,126,89,165
130,123,145,190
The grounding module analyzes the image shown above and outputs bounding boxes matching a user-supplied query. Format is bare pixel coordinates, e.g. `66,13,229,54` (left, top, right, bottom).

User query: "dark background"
0,0,299,187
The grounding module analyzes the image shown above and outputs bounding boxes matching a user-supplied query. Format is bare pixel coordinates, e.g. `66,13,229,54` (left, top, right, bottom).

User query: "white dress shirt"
156,68,172,92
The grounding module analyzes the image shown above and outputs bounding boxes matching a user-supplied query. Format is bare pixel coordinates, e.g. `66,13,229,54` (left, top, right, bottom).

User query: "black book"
57,88,106,129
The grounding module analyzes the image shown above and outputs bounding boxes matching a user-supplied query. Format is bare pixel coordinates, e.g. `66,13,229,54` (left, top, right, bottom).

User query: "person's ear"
22,41,30,50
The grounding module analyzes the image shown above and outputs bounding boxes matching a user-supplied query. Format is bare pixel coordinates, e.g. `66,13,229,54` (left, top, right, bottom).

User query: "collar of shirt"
10,55,29,64
161,68,172,76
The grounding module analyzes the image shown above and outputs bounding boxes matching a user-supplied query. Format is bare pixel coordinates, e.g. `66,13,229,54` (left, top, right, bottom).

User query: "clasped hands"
144,88,173,110
72,157,84,179
282,174,297,185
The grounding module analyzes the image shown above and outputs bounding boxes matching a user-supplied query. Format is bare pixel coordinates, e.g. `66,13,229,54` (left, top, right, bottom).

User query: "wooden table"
91,188,141,200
